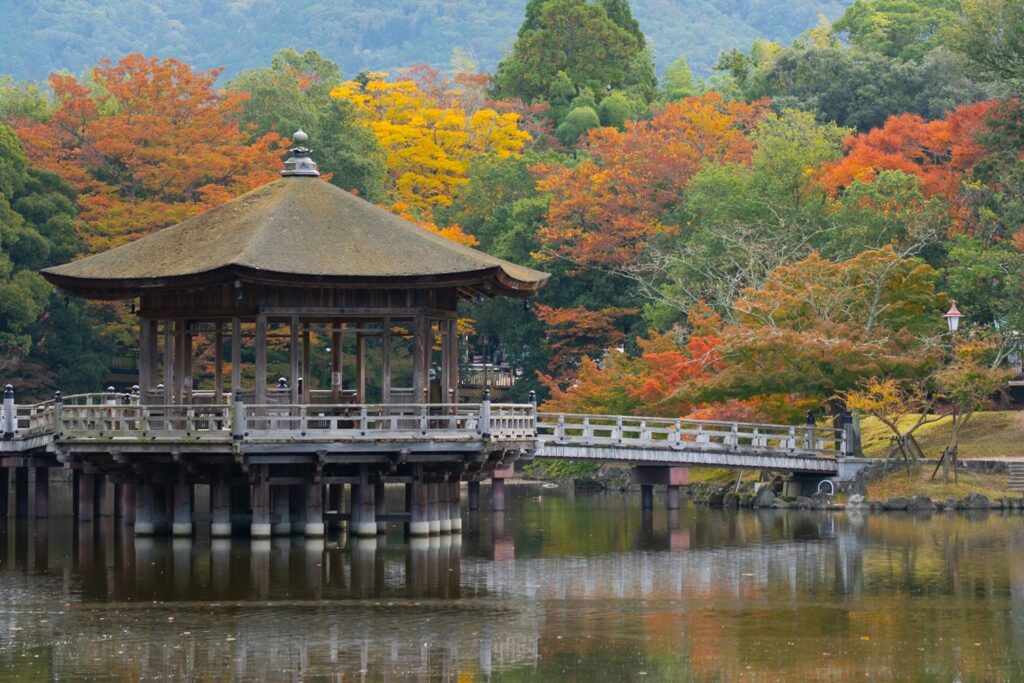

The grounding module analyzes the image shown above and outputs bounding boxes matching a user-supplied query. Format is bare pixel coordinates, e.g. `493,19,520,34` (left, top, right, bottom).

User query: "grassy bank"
859,410,1024,460
858,464,1013,501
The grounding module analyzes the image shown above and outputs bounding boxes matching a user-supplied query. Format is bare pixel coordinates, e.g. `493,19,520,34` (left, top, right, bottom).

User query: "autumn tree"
12,54,284,252
537,93,767,271
690,248,946,409
330,72,530,222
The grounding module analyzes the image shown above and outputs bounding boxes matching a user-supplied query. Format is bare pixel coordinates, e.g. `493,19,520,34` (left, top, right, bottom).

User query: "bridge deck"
2,394,846,473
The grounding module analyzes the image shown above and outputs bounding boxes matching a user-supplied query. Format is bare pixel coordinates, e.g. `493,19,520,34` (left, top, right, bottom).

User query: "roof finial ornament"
281,129,320,177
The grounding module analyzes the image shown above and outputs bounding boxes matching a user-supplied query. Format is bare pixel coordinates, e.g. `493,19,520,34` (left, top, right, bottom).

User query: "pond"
1,484,1022,680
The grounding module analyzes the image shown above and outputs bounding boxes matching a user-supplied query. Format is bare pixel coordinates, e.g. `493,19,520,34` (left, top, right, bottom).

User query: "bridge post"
77,471,95,522
529,390,538,434
211,469,232,537
428,482,440,534
34,467,48,519
2,384,14,440
491,479,506,512
172,469,193,537
480,390,491,440
272,487,291,535
250,465,271,538
467,480,480,511
53,391,62,436
351,465,377,537
408,473,430,536
232,391,246,440
13,467,28,517
438,479,451,533
666,485,680,511
374,477,386,534
304,481,325,537
119,481,136,525
640,484,653,511
95,473,109,517
135,481,156,535
449,481,462,533
0,466,7,516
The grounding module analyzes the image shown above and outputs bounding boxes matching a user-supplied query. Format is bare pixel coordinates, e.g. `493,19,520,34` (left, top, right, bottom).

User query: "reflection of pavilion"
37,133,547,540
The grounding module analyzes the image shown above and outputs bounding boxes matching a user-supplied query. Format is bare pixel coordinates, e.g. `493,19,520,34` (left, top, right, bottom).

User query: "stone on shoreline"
752,487,776,508
882,497,909,511
957,493,990,510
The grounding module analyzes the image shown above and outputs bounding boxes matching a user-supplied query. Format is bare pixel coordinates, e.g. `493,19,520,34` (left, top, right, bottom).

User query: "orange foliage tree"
12,54,285,252
536,93,769,269
819,100,999,227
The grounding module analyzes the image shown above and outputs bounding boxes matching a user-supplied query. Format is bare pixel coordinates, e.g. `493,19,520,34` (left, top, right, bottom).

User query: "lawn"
859,410,1024,460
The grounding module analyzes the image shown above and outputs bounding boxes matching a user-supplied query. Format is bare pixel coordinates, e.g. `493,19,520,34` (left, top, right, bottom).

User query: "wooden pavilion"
39,133,548,538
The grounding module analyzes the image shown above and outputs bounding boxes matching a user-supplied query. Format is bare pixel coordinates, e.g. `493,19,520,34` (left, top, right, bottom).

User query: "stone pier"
633,466,690,511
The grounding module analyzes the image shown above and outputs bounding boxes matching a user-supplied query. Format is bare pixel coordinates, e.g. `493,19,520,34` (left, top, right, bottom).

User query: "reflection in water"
0,489,1023,680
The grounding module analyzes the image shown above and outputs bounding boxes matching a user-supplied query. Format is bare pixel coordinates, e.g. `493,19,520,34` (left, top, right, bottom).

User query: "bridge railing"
536,413,844,457
42,398,537,443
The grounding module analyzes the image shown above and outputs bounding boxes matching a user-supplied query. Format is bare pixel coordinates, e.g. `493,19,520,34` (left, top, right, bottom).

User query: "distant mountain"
0,0,851,82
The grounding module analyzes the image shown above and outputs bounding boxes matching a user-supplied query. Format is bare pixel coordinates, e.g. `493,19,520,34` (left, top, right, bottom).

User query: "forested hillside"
0,0,849,81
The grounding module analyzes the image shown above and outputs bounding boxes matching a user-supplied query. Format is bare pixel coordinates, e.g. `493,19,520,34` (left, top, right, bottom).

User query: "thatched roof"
42,177,549,299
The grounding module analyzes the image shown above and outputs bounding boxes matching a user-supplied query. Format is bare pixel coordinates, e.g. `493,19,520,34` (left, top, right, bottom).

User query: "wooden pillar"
214,322,224,404
172,469,192,537
443,318,458,405
230,317,242,395
428,482,440,535
381,318,391,404
374,477,386,534
255,313,268,405
641,484,654,510
185,323,194,401
491,479,506,513
272,486,291,536
95,473,108,517
449,481,462,533
34,467,48,519
14,467,28,517
119,482,136,525
467,480,480,511
78,472,95,522
408,474,429,536
352,465,376,537
331,322,343,402
667,485,680,510
251,465,271,538
302,322,312,404
0,467,8,517
139,318,157,401
134,481,156,536
413,315,428,404
356,323,366,403
289,316,300,405
163,320,174,404
211,469,231,537
304,481,324,537
437,479,451,533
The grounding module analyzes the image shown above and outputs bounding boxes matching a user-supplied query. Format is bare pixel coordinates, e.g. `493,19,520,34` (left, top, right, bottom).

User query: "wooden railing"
2,390,846,462
535,412,847,458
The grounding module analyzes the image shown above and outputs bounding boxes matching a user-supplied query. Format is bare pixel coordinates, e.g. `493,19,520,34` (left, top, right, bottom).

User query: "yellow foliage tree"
330,74,530,221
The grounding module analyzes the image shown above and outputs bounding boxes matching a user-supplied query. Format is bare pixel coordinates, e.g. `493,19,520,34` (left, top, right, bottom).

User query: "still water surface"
1,484,1023,681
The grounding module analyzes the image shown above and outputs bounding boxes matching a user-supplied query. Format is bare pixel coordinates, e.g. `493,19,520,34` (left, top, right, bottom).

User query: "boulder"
793,496,814,510
958,493,990,510
882,497,909,511
907,496,936,511
847,471,868,497
722,492,739,508
738,492,755,508
752,487,777,508
771,498,790,509
706,487,726,507
846,494,868,508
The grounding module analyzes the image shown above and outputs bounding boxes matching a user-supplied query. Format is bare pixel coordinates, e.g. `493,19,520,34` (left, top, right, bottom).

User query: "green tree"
555,106,601,145
834,0,961,61
492,0,656,114
228,49,386,200
659,53,697,101
951,0,1024,91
